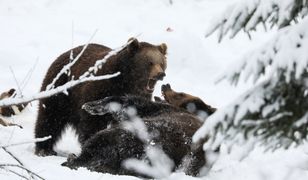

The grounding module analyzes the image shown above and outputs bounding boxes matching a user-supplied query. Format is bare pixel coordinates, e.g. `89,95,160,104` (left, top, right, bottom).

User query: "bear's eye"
149,61,154,66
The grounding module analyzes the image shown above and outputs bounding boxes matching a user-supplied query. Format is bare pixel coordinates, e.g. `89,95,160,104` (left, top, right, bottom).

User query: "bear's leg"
35,95,70,156
184,149,206,176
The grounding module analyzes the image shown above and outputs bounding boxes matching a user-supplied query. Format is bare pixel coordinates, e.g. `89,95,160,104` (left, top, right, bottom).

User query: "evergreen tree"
193,0,308,151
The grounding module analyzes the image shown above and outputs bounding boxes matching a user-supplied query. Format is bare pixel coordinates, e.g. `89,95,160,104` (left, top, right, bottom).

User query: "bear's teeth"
146,79,156,93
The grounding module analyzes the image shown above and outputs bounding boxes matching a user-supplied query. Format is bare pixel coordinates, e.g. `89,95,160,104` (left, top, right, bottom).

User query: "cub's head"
160,84,216,117
124,38,167,98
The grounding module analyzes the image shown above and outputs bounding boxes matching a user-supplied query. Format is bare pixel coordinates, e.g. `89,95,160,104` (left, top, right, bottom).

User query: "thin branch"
0,72,120,107
0,136,51,148
0,164,45,180
2,147,25,168
21,57,39,92
70,21,74,61
0,167,29,180
9,66,23,97
0,36,137,108
46,29,98,90
0,136,51,179
79,38,135,79
0,34,139,108
2,147,37,179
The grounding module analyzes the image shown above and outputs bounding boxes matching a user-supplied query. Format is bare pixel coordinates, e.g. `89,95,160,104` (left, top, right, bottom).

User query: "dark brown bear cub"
35,38,167,156
62,96,205,177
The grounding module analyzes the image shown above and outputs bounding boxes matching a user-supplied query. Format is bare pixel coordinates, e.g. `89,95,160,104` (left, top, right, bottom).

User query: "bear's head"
160,84,216,116
121,38,167,98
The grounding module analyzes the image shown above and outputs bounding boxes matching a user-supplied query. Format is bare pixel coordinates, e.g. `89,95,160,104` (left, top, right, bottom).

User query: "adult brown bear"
35,38,167,156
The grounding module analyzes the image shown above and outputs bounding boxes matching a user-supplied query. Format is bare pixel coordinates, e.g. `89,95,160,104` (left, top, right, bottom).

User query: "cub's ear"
158,43,167,55
127,37,140,53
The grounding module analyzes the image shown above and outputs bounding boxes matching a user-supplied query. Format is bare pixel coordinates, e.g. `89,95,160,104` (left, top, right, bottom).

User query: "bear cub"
62,84,216,177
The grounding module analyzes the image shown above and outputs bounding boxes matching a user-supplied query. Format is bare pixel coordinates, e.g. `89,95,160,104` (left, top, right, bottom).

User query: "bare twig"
21,57,39,92
70,21,74,61
9,66,23,98
1,167,29,180
0,164,44,180
0,137,51,179
2,147,37,179
0,136,51,148
2,147,25,167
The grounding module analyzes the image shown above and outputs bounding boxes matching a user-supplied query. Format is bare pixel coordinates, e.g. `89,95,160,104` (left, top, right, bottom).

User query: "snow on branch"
0,37,138,108
220,15,308,85
79,38,135,79
193,74,308,151
196,0,308,161
206,0,308,42
0,73,120,107
46,29,98,90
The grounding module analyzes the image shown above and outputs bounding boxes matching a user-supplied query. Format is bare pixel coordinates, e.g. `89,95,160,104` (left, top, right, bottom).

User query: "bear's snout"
154,72,166,80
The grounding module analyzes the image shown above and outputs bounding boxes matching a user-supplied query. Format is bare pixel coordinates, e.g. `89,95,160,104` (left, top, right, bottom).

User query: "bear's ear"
158,43,167,55
127,38,140,53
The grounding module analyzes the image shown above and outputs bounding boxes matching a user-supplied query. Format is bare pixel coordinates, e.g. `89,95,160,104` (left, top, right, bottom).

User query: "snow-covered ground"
1,0,308,179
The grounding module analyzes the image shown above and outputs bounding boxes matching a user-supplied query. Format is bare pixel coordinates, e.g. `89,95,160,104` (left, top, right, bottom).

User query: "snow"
1,0,308,179
205,0,308,41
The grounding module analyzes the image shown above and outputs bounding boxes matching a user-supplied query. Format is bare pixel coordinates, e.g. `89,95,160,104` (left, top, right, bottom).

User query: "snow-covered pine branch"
222,15,308,85
194,0,308,152
0,37,138,108
205,0,308,42
193,75,308,151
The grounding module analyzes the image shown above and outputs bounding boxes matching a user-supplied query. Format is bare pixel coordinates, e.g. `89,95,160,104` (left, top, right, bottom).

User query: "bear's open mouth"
145,78,157,93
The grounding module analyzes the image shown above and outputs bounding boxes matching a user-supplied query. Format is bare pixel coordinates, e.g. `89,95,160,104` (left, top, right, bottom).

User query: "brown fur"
35,38,167,156
161,84,216,116
62,96,205,177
